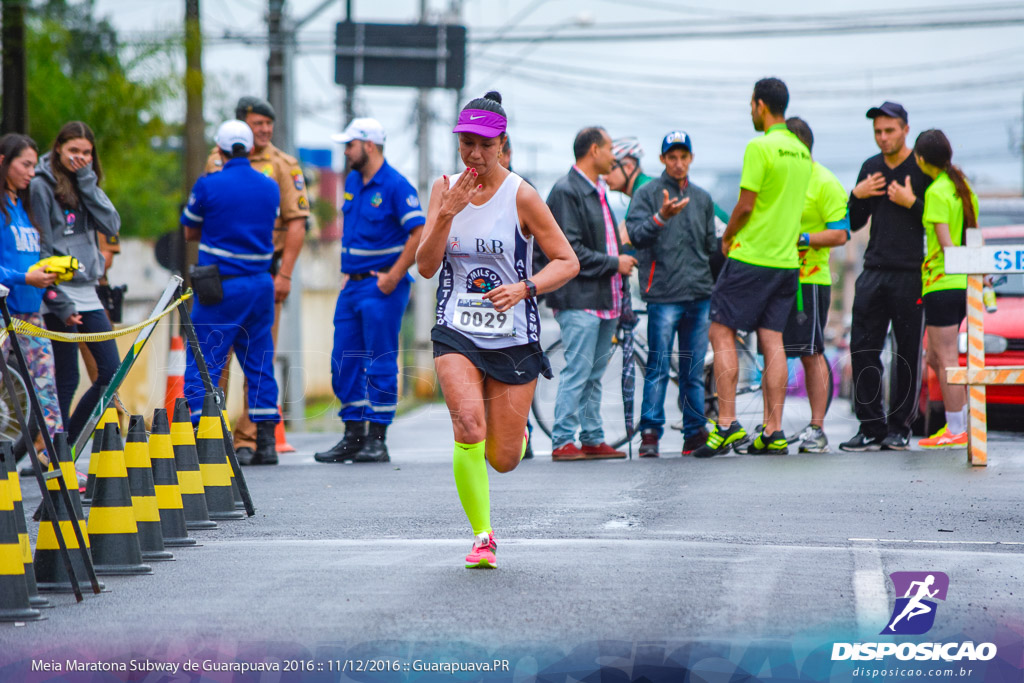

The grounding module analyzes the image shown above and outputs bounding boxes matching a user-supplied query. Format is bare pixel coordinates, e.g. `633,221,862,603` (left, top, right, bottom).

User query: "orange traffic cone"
88,424,152,576
0,445,42,622
275,407,295,453
124,416,174,561
195,395,243,520
34,433,104,593
2,442,50,608
148,409,196,547
170,399,216,531
164,336,186,416
83,407,117,505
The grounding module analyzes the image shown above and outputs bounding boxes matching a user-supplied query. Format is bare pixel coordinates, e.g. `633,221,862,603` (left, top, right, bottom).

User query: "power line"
470,14,1024,43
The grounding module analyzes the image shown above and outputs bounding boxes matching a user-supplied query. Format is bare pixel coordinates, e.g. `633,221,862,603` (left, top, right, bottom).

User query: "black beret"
235,96,276,121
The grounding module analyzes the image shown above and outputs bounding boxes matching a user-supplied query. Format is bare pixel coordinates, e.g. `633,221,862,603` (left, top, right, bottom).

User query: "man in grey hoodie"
626,131,717,457
32,123,121,442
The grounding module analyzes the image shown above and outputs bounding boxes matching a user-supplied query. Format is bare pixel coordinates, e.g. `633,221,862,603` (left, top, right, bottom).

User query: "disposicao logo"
831,571,998,663
882,571,948,635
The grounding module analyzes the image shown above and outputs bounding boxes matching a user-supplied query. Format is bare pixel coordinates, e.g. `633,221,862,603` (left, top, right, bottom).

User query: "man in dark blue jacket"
181,120,281,465
627,131,717,457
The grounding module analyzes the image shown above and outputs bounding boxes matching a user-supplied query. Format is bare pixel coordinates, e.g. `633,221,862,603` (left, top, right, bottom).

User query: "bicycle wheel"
531,335,644,450
781,356,835,442
0,366,30,442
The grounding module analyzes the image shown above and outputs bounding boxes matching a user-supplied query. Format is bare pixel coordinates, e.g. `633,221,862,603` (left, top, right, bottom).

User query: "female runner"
416,91,578,568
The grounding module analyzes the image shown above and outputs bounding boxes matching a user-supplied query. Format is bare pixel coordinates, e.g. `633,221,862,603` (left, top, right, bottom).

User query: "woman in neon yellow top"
913,129,978,449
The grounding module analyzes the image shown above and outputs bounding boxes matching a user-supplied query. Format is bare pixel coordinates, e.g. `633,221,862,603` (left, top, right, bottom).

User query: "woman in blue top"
0,133,64,459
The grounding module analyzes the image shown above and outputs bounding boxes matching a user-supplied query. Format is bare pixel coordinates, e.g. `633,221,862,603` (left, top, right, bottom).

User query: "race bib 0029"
452,293,515,338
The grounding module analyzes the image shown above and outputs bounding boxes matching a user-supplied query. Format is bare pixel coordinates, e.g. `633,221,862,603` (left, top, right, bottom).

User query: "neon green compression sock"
521,432,528,461
453,440,490,535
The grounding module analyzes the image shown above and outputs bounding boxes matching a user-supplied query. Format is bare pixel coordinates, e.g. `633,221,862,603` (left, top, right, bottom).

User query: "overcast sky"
94,0,1024,204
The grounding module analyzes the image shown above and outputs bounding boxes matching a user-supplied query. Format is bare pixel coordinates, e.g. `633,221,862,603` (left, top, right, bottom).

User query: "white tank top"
435,172,540,349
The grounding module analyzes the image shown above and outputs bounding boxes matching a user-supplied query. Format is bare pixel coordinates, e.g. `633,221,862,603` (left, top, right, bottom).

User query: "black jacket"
848,152,930,272
626,172,716,303
542,168,626,311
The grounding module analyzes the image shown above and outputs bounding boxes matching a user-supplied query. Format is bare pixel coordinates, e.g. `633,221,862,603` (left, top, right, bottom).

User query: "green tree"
26,0,181,238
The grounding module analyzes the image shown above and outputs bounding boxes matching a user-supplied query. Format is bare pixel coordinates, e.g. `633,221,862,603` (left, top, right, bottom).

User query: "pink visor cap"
452,109,507,138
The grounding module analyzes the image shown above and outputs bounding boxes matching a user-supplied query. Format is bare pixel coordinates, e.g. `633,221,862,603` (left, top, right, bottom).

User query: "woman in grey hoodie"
31,121,121,442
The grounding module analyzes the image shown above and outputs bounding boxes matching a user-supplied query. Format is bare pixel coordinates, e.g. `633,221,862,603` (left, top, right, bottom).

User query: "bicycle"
530,313,833,450
0,355,31,442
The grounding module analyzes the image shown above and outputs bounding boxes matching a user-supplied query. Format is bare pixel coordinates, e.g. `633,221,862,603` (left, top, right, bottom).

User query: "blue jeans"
551,309,617,448
638,299,711,439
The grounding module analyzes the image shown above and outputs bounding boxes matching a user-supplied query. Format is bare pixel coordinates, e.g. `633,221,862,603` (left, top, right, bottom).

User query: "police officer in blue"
315,118,425,463
181,120,281,465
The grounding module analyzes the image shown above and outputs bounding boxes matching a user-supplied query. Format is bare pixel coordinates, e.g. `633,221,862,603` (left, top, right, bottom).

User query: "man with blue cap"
626,131,718,457
314,118,425,464
181,120,281,465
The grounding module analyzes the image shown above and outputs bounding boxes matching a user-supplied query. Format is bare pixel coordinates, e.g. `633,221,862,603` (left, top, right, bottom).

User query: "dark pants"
849,269,925,438
44,309,121,443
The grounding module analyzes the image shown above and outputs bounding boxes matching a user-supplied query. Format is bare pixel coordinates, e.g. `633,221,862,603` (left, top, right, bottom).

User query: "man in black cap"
840,102,931,452
203,96,311,462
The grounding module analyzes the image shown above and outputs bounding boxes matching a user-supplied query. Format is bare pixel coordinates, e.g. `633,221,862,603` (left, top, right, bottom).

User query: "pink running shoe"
465,532,497,569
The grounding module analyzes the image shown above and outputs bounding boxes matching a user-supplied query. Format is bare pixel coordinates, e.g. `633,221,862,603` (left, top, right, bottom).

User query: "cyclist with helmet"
606,137,652,198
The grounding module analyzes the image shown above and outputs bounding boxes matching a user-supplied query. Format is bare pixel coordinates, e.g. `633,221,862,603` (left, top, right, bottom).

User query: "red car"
920,223,1024,433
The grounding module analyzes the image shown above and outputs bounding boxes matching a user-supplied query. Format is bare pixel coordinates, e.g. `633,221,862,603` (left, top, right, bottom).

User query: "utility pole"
267,0,289,151
1,0,28,135
183,0,204,292
342,0,356,124
411,0,436,396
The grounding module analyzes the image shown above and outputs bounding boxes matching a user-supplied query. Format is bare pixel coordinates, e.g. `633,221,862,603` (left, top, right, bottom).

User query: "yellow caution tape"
2,291,192,344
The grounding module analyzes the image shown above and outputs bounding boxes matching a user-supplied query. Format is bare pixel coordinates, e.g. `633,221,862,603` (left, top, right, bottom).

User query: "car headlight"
957,333,1007,355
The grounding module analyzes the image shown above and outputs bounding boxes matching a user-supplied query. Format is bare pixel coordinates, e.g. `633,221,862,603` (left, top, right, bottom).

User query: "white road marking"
850,538,1023,546
852,542,889,638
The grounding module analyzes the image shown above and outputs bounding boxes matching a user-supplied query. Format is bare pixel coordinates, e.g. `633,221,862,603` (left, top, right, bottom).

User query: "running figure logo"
881,571,949,635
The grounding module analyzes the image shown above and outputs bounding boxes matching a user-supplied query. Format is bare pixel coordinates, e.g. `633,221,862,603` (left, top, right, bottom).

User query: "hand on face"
59,137,93,174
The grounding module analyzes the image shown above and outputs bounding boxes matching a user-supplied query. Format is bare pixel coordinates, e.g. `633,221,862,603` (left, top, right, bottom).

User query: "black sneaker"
681,429,707,455
639,429,659,458
746,429,789,455
880,432,910,451
838,431,884,452
693,422,747,458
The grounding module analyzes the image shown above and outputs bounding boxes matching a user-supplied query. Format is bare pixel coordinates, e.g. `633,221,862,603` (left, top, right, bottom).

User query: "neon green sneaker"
693,422,747,458
746,429,789,455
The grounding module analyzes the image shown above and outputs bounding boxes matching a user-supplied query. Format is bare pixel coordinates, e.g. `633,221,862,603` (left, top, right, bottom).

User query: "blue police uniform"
181,157,281,425
334,160,425,424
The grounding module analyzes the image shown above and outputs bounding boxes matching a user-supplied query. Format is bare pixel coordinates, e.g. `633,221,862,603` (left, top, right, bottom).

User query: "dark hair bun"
484,91,502,104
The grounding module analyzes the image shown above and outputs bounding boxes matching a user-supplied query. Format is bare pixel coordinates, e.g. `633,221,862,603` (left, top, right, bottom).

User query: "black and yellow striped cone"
196,394,244,520
171,398,216,530
0,448,42,622
2,442,50,608
125,416,174,561
148,409,196,547
88,423,152,576
83,407,117,506
220,410,245,510
34,433,104,593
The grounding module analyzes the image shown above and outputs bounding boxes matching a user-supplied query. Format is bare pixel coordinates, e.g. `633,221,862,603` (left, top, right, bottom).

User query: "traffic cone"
220,409,245,511
2,442,50,608
0,447,42,622
171,398,216,530
34,433,104,593
275,406,295,453
148,409,196,547
83,407,117,505
196,394,243,520
87,423,152,576
125,416,174,561
165,336,186,416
